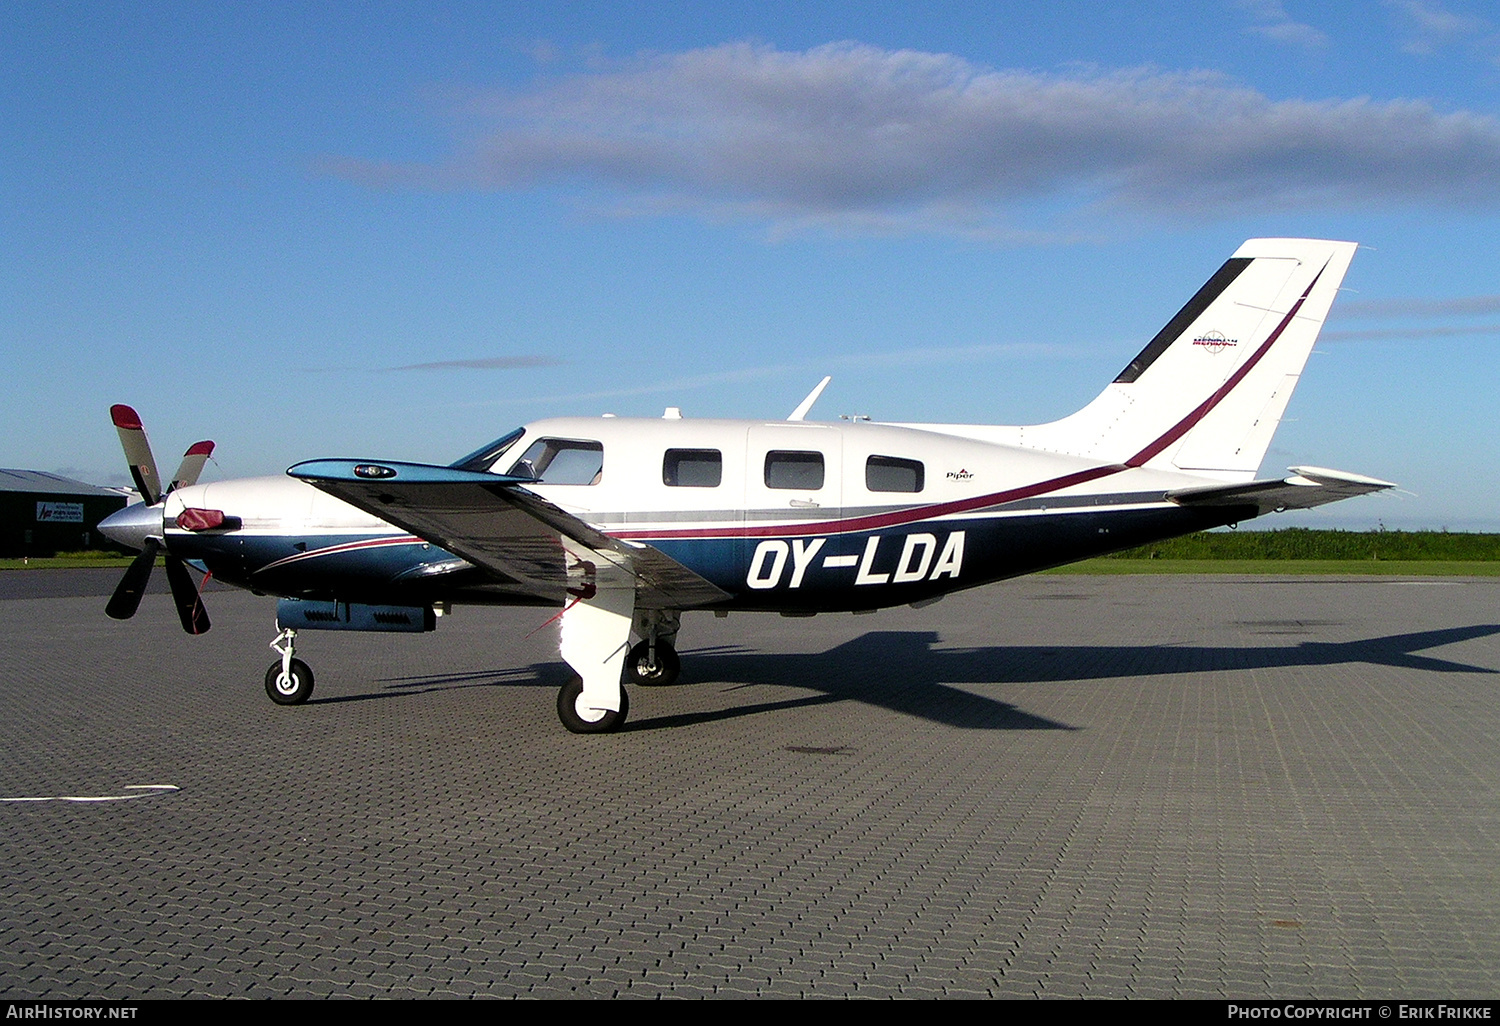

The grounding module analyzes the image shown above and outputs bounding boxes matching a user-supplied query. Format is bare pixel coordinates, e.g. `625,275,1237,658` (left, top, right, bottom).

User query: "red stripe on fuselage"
616,463,1126,542
255,534,424,573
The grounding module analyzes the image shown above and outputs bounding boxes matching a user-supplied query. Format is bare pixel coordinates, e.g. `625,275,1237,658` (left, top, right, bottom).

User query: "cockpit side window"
508,438,604,485
451,427,526,473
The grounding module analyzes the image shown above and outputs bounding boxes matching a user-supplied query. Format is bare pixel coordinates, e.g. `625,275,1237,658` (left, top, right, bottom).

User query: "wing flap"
287,460,730,608
1167,465,1395,516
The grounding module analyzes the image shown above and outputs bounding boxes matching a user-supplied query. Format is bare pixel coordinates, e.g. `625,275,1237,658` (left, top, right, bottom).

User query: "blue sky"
5,1,1499,528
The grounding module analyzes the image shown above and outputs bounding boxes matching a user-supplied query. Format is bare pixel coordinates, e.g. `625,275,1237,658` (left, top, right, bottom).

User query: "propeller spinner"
99,405,213,634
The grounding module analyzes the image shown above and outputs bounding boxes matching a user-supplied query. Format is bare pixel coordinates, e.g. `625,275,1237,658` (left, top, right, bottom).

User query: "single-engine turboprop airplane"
100,238,1393,733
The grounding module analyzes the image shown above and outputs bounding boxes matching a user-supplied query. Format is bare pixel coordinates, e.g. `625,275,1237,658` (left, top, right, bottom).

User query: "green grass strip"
1046,559,1500,576
1102,528,1500,561
0,554,139,570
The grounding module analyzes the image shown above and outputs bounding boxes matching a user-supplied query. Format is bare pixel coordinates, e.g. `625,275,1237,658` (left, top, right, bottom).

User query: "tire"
624,638,681,687
557,675,628,734
265,658,315,705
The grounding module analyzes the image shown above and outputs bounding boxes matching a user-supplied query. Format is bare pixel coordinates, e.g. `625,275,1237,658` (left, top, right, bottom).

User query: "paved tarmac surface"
1,570,1498,999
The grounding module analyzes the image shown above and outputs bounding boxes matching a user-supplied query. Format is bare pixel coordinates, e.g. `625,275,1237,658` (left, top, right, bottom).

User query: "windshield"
449,427,526,473
506,438,603,484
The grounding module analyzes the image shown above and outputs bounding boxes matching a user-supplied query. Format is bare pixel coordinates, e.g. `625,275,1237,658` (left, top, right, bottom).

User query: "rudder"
1020,238,1357,481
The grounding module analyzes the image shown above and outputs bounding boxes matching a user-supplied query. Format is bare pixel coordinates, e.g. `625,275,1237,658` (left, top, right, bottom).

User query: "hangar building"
0,470,129,557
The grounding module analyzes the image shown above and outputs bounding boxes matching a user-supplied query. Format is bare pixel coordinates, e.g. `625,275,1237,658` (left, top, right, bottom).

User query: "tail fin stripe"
1115,258,1253,383
1124,260,1327,468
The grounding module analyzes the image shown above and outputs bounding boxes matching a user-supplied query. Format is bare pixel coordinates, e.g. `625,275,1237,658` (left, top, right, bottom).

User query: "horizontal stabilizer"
1167,466,1395,517
287,459,729,608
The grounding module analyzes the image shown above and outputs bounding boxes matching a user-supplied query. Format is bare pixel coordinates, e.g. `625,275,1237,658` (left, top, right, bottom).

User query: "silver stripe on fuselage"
583,489,1172,529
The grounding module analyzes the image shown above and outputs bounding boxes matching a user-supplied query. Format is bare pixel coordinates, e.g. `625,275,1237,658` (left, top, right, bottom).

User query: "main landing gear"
624,636,680,687
557,674,630,733
265,627,314,705
623,609,680,687
558,635,676,732
553,606,683,734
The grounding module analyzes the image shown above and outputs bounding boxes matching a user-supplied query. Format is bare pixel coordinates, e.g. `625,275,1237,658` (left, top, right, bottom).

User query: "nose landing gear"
265,627,314,705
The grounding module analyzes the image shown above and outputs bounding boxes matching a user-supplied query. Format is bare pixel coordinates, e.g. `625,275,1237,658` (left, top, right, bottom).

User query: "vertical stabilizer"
1019,238,1356,480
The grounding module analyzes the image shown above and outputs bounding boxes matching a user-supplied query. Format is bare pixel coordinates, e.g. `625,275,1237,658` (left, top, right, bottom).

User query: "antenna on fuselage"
787,376,831,421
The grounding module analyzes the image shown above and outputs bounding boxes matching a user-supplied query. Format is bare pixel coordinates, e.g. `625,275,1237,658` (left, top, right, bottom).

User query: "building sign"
36,501,85,523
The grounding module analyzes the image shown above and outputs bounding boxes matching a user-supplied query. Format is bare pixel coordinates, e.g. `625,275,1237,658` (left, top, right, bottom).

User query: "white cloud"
452,342,1066,410
1322,324,1500,341
1327,290,1500,342
1337,294,1500,318
383,356,561,372
1384,0,1491,55
1236,0,1331,49
328,42,1500,237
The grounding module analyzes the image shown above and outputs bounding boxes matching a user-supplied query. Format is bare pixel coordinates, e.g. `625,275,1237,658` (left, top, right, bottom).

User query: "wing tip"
1287,465,1397,490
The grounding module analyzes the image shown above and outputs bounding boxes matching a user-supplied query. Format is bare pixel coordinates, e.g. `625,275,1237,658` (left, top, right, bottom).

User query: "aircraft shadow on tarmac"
350,624,1500,733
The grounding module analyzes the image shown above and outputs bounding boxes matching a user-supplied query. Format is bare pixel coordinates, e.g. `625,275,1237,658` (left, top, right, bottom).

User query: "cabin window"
866,455,924,493
663,449,722,488
507,438,604,485
764,450,825,490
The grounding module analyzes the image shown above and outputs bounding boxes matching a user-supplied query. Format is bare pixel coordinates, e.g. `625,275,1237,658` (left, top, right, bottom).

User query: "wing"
1166,465,1395,516
287,460,729,609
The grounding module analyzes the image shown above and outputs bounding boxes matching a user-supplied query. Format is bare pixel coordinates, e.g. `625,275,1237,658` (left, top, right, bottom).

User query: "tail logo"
1192,331,1237,354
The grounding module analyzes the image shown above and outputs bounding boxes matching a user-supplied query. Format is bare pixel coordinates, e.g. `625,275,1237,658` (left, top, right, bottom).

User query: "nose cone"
99,501,163,552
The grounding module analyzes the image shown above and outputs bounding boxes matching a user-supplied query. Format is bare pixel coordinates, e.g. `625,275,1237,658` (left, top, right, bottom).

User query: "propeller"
102,405,214,634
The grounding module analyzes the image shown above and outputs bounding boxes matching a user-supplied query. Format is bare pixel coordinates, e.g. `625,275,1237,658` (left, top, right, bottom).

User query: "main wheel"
557,675,628,733
624,638,681,687
265,658,315,705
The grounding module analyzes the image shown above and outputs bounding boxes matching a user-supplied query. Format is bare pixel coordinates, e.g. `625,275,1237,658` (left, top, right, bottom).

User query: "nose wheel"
265,627,315,705
265,658,315,704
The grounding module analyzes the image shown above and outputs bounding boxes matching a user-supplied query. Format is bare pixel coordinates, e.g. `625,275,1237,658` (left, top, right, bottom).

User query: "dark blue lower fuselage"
170,501,1250,614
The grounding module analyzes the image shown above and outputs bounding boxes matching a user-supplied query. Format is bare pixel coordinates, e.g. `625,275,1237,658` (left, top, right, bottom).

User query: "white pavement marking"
2,784,180,803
